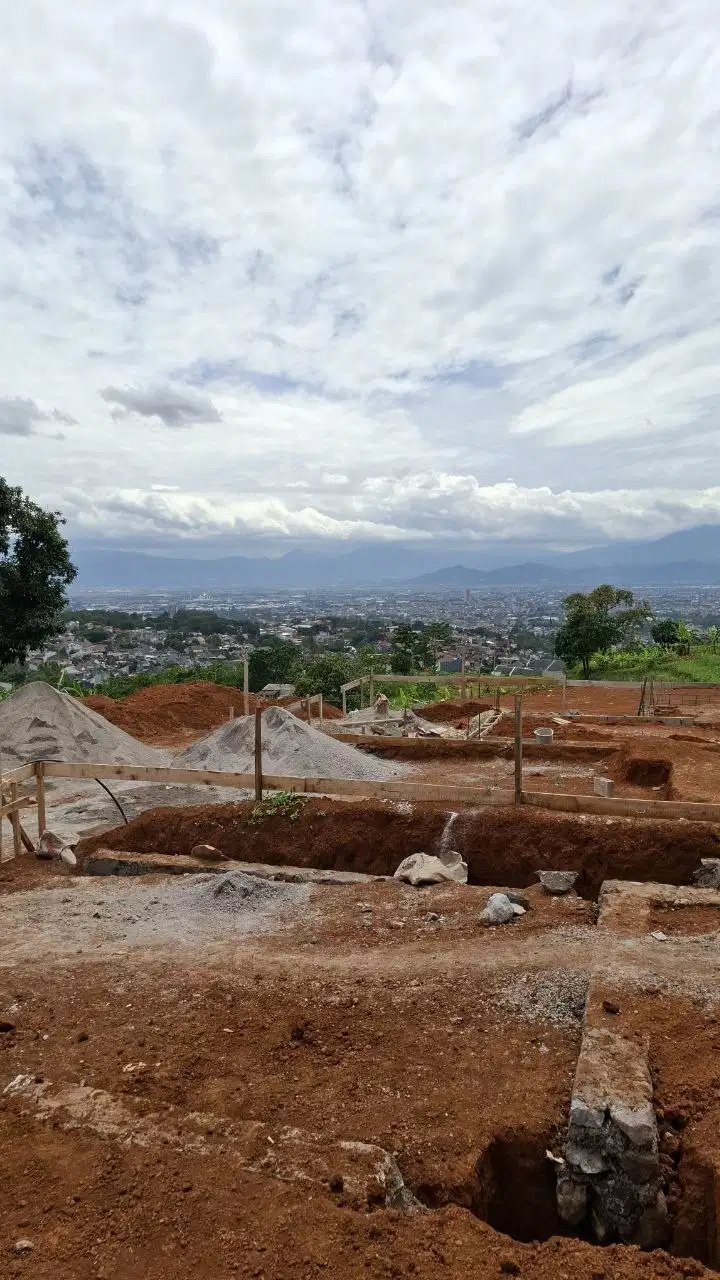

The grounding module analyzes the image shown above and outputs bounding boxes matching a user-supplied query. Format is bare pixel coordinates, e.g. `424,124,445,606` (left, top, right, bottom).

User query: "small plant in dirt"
247,791,308,825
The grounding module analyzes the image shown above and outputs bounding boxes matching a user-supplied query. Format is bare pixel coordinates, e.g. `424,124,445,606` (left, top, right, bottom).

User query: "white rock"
394,852,468,886
479,893,516,925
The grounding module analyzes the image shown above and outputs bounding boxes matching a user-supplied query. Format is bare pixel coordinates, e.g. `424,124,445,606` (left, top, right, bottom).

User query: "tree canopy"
0,478,76,666
554,585,651,679
651,618,681,647
390,622,453,674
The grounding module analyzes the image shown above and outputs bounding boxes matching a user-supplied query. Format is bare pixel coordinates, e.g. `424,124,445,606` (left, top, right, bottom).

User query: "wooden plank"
35,762,46,838
0,796,34,819
262,774,514,806
9,782,21,858
42,761,259,788
254,708,263,801
0,762,35,787
522,791,720,822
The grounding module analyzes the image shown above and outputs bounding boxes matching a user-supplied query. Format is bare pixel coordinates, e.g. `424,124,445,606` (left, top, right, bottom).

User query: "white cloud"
63,477,720,545
0,0,719,546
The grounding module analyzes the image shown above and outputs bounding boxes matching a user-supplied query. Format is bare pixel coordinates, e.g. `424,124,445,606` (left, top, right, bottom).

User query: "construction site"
3,675,720,1279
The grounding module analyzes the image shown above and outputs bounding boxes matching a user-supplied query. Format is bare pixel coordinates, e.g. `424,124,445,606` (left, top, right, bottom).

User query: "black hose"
93,778,130,825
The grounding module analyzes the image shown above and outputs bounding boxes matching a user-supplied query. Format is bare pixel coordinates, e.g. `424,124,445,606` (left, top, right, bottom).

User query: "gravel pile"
180,705,408,781
493,968,589,1029
0,682,168,765
2,873,310,962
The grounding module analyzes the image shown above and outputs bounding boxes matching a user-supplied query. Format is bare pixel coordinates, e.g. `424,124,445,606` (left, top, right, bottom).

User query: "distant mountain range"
70,525,720,590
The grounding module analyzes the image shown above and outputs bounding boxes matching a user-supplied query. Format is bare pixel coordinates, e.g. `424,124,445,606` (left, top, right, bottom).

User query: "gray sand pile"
180,705,407,781
0,682,168,765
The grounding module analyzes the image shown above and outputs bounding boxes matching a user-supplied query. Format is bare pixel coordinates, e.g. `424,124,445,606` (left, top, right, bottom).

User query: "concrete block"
593,776,614,798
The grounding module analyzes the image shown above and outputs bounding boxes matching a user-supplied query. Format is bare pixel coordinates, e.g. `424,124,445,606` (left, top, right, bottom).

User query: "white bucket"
534,727,554,744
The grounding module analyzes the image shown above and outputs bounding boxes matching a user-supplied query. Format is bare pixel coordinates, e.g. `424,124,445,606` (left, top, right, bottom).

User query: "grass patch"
247,791,308,826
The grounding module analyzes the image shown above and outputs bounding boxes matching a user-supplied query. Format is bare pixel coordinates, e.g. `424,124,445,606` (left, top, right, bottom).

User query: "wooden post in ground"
460,655,467,702
35,762,46,839
319,694,324,727
9,782,21,858
229,706,234,722
243,658,249,718
254,709,263,802
514,696,523,806
494,687,500,712
342,686,347,718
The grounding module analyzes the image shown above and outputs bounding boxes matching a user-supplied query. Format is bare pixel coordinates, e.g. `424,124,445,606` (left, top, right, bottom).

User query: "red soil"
76,798,720,899
84,684,343,746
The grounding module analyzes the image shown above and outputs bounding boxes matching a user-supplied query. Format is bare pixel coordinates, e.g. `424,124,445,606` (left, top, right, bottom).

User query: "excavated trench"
77,798,720,901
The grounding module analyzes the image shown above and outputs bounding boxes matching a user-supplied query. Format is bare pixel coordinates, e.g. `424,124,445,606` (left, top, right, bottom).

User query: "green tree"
651,619,680,647
390,622,453,673
294,653,357,706
0,478,76,666
554,585,651,680
248,641,299,691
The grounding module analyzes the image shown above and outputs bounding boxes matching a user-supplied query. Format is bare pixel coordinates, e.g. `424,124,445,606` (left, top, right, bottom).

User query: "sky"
2,0,720,557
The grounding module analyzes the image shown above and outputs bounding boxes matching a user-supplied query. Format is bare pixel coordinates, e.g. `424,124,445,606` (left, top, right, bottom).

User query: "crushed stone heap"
180,705,408,782
0,682,168,766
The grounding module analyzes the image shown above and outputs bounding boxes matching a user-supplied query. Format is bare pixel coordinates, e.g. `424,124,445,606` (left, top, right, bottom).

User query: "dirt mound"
84,682,270,744
179,706,406,781
418,699,492,724
0,681,167,765
77,799,720,898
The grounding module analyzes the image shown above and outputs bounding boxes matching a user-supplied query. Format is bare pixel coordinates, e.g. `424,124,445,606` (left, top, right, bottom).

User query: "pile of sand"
180,705,407,781
0,682,168,765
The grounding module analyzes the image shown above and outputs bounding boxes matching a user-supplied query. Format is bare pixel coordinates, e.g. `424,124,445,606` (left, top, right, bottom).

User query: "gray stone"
565,1143,608,1175
537,870,578,895
631,1192,670,1249
556,1175,588,1225
593,775,614,798
479,893,516,926
610,1101,657,1148
511,903,526,916
569,1096,606,1130
618,1149,660,1182
498,889,531,910
693,858,720,888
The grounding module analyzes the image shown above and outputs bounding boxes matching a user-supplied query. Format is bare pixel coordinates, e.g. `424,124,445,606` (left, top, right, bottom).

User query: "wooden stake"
319,694,324,727
514,696,523,806
229,706,234,722
254,708,263,802
342,687,347,718
35,762,46,839
243,658,250,718
10,782,21,858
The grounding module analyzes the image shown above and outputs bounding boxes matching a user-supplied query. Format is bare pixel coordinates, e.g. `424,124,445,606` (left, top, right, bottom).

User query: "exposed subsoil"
83,685,345,749
84,683,272,747
75,798,720,899
2,873,720,1278
417,699,493,723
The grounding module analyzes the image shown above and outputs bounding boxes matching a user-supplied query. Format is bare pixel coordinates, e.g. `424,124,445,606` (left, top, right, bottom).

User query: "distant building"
260,683,296,698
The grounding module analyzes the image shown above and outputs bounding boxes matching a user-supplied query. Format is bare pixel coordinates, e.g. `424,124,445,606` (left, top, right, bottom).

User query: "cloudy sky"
2,0,720,556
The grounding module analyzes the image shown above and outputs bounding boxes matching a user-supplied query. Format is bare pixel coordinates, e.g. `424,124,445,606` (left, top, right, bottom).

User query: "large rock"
537,870,578,895
394,851,468,886
479,892,517,925
693,858,720,888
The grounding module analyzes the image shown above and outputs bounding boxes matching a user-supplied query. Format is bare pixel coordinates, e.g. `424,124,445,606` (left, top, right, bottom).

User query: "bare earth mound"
0,681,167,765
84,682,271,744
180,705,407,781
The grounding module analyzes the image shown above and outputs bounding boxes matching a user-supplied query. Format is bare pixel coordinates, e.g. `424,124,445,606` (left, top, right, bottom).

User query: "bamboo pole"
514,696,523,806
35,762,46,839
243,658,249,718
254,709,263,802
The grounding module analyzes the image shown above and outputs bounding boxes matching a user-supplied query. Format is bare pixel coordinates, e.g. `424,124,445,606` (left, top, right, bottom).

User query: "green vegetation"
247,791,308,825
554,586,651,680
389,622,453,674
582,645,720,683
0,478,76,666
63,607,260,639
